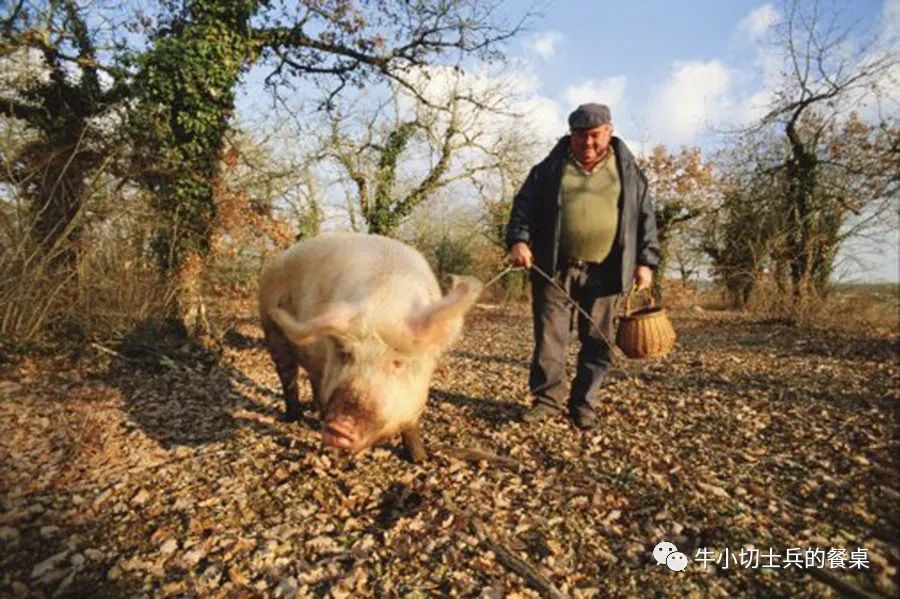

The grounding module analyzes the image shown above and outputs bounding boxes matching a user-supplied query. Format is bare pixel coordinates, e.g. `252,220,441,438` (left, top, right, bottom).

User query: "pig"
258,232,482,461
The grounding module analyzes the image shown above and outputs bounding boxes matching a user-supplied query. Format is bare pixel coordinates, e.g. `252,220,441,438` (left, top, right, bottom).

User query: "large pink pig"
258,232,482,461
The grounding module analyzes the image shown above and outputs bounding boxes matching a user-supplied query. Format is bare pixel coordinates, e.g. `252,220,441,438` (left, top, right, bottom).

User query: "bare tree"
314,71,522,236
0,0,135,267
741,0,898,306
256,1,529,110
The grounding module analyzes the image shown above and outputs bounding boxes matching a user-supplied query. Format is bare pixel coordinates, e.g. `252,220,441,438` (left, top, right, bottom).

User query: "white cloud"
739,88,777,123
476,62,566,142
755,45,784,90
563,76,627,112
531,31,563,62
870,1,900,120
738,4,780,40
507,75,566,142
649,60,733,144
390,61,566,147
522,97,567,142
727,44,782,125
883,0,900,39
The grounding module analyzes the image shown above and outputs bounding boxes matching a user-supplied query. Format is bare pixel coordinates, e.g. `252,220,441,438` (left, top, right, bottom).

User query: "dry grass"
818,283,899,334
663,278,898,336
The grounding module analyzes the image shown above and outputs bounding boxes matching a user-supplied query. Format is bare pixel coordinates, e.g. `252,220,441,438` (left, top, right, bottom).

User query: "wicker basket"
616,286,676,359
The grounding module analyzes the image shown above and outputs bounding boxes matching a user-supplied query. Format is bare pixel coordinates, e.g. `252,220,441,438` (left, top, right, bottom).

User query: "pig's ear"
407,275,483,349
269,303,359,346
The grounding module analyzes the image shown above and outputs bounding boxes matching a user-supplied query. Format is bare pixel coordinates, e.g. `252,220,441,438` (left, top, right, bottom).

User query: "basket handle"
623,283,656,317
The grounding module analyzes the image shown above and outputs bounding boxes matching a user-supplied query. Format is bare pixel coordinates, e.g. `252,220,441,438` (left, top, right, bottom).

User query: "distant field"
827,283,898,331
663,279,898,330
672,280,898,296
831,282,899,296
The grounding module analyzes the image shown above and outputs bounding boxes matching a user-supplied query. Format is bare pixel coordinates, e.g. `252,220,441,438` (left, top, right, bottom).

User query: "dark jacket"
505,136,661,293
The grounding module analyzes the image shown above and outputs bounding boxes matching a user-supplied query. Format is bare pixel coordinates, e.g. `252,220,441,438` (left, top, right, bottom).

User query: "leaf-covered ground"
1,301,898,598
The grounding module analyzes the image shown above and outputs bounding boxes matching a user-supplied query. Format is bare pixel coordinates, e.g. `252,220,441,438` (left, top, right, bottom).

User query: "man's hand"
508,242,533,269
634,265,653,291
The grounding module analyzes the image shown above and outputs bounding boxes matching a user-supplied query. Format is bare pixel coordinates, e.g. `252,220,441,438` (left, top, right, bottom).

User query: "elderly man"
505,103,660,429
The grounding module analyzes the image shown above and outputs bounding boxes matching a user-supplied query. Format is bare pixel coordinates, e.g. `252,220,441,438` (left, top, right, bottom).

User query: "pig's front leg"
278,365,302,423
263,318,303,422
401,423,427,463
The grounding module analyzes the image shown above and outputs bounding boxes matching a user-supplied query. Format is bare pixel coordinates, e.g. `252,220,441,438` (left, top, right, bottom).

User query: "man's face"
570,124,612,165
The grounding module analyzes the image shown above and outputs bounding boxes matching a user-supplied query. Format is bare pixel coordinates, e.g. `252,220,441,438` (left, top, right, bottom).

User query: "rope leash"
482,263,519,289
480,262,628,363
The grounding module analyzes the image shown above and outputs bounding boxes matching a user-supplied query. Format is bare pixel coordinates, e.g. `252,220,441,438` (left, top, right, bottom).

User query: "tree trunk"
174,251,210,338
28,134,95,270
784,117,823,310
651,234,670,302
135,1,262,338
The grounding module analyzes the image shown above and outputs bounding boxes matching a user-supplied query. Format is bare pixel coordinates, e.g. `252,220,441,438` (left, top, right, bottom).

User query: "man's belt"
566,258,593,268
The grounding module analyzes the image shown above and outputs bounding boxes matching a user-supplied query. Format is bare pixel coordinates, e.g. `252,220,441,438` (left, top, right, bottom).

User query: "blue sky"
496,0,895,141
483,0,898,282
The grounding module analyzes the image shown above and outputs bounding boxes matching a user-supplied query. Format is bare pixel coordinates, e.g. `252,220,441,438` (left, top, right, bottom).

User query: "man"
505,103,660,429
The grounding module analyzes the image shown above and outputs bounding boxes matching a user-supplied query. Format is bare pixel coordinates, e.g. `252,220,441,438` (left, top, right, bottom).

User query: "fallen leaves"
0,305,897,597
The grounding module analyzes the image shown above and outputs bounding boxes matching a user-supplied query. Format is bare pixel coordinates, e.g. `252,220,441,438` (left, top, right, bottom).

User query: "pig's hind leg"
262,318,303,422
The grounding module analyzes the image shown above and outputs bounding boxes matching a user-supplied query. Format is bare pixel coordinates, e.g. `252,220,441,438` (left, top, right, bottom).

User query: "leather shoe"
522,403,562,423
570,406,598,430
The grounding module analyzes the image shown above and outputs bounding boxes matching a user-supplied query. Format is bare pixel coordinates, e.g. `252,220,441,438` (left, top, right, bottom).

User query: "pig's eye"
391,358,405,370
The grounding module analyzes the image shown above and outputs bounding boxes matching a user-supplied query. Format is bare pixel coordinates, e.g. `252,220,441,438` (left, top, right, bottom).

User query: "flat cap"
568,103,612,129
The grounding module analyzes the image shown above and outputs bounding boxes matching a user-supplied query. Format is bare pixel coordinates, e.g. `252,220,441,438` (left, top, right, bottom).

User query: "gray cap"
568,103,612,129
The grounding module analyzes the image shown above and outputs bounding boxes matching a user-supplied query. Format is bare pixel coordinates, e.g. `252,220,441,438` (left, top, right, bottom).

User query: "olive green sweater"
559,149,621,263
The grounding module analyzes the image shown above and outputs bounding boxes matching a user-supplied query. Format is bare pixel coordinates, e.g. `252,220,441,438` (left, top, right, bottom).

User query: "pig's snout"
322,416,361,450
